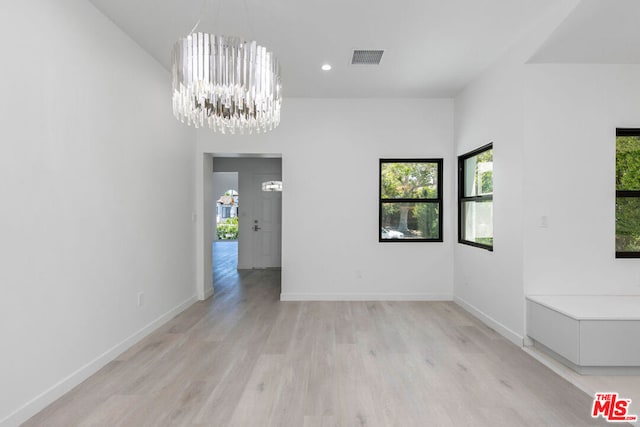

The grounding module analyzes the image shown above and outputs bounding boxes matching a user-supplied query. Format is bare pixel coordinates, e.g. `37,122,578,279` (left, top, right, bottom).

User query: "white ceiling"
88,0,558,97
530,0,640,64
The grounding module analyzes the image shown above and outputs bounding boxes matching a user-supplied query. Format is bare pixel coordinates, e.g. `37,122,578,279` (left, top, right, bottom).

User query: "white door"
252,174,282,268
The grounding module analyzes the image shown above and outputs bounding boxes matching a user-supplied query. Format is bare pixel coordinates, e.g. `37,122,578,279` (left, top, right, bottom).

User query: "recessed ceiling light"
321,64,332,71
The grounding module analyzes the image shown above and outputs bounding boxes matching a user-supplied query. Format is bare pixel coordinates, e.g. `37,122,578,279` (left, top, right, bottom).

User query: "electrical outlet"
137,292,144,307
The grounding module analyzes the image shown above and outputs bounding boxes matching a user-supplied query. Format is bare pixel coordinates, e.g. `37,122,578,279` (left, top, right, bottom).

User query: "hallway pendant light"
262,181,282,192
171,33,282,134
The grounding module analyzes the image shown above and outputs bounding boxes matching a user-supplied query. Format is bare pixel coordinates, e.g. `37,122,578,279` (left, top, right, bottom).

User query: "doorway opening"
212,172,239,290
209,156,282,297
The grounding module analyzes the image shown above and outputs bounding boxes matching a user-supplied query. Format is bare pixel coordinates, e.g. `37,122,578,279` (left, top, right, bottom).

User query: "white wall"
196,99,455,300
454,54,527,344
524,64,640,296
0,0,196,425
212,158,282,268
453,0,579,344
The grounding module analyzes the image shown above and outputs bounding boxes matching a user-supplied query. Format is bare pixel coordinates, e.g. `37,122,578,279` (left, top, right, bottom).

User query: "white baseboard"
280,293,453,301
1,295,197,427
203,286,214,300
454,296,524,347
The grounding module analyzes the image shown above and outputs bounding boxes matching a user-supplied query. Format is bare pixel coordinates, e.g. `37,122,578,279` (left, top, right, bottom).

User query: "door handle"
253,225,261,231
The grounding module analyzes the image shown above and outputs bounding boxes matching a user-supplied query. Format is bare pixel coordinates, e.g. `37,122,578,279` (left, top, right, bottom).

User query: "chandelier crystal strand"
172,33,281,134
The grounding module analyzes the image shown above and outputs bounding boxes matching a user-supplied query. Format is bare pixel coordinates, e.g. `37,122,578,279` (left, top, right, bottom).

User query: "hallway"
213,240,239,294
25,264,604,426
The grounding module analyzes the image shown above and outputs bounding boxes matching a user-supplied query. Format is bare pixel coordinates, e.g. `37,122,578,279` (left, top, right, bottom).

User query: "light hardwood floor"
25,243,608,426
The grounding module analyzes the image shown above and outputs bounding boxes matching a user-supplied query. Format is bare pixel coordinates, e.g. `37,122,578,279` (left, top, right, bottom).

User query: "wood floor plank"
23,241,610,426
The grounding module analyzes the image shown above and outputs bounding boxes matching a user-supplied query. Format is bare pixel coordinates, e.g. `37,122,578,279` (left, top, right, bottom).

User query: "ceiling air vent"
351,49,384,65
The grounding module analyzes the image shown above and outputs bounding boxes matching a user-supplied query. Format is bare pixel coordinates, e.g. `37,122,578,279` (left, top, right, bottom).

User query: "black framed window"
458,144,493,251
616,129,640,258
379,159,443,242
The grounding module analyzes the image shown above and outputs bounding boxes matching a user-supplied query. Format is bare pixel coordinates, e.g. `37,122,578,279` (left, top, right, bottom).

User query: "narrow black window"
379,159,443,242
458,144,493,251
616,129,640,258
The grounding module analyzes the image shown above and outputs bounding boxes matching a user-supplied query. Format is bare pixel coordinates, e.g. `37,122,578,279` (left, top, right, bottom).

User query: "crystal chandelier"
171,33,282,134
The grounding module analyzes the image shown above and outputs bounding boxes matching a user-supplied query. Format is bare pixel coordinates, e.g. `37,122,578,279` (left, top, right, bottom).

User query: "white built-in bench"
526,295,640,375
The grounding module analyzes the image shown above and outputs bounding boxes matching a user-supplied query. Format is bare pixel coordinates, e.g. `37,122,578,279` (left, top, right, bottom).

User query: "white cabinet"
526,296,640,373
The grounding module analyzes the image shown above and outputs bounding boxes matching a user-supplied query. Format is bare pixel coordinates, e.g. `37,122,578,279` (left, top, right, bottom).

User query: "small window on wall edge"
379,159,443,242
616,128,640,258
458,143,493,251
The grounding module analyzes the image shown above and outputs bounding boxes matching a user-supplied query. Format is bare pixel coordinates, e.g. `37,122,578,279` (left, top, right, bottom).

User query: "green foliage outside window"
616,136,640,190
413,203,439,239
616,135,640,253
477,149,493,195
216,217,238,240
380,161,440,240
381,162,438,199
